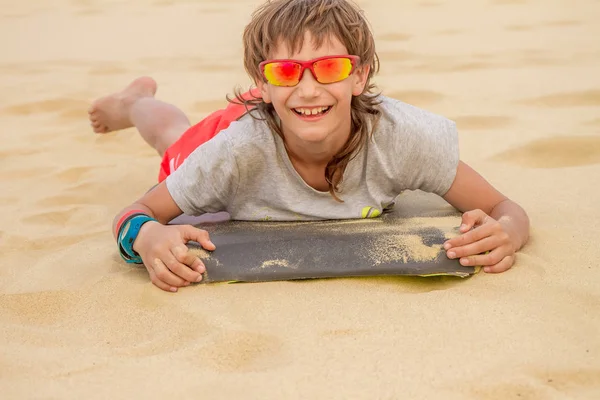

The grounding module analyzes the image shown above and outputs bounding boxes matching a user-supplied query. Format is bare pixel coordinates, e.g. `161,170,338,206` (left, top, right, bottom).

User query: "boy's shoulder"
374,94,457,140
215,112,279,159
220,112,274,145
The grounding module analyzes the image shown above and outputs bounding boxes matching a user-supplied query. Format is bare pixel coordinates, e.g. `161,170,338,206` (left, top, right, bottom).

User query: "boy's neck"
285,142,336,166
283,131,350,193
282,123,351,165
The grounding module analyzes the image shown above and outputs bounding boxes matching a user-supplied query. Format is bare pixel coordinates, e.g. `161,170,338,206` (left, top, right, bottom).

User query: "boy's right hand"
132,222,216,292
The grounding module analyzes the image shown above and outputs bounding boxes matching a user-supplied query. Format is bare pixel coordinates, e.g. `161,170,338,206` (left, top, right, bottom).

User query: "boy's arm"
112,181,183,239
441,161,530,272
112,181,216,292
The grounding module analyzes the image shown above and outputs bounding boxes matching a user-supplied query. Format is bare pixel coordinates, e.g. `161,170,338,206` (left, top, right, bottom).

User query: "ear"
352,65,370,96
256,79,272,104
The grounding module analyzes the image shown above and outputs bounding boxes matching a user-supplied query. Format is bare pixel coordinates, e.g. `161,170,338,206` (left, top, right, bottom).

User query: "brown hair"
229,0,381,201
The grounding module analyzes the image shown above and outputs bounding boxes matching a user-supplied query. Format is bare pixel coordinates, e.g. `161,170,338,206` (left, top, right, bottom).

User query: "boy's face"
257,31,369,149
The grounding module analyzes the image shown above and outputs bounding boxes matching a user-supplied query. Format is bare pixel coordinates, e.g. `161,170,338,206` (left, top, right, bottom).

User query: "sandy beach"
1,0,600,398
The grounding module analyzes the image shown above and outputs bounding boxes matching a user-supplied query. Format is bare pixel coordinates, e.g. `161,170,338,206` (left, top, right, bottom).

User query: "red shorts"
158,90,257,182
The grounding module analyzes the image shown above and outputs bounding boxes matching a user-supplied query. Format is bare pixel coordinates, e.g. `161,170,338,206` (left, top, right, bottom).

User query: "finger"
446,236,496,259
459,209,488,233
444,223,494,250
484,255,515,273
146,264,179,293
458,249,503,267
181,226,216,251
189,258,206,277
151,256,190,287
170,246,205,281
174,245,206,274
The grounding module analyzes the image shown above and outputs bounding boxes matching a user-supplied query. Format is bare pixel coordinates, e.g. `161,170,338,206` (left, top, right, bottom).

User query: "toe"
91,123,102,133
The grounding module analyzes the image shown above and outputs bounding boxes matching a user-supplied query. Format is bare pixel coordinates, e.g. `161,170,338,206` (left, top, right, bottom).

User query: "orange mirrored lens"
263,62,301,87
313,58,353,83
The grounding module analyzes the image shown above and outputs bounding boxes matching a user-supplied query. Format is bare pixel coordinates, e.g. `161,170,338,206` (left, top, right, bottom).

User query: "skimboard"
170,192,479,283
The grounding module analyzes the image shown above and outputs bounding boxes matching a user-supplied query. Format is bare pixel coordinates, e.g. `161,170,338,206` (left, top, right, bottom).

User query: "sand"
1,0,600,398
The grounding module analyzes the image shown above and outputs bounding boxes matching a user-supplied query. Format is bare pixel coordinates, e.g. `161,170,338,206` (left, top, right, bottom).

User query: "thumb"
460,209,487,233
180,225,216,251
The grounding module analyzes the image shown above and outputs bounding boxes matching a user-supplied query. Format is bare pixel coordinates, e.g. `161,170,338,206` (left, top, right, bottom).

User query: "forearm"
112,203,158,240
490,199,530,251
112,183,184,240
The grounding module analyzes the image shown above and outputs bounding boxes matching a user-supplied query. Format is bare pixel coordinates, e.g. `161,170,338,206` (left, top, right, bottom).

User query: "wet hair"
229,0,381,201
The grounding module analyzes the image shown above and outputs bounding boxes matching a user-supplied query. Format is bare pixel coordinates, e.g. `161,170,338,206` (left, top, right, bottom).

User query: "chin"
289,127,332,143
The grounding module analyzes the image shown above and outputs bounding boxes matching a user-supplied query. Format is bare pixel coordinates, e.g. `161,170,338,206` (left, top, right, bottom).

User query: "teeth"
294,106,330,116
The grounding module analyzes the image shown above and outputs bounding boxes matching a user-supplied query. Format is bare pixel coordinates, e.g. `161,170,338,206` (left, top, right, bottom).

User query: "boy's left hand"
443,209,516,273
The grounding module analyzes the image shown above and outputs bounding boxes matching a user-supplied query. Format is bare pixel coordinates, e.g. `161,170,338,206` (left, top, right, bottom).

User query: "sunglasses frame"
259,55,361,87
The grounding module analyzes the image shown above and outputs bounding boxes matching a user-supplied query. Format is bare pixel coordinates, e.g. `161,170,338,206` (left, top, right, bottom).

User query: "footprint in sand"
0,166,53,181
453,115,513,130
492,136,600,168
520,90,600,107
195,331,288,372
2,98,89,122
55,166,96,184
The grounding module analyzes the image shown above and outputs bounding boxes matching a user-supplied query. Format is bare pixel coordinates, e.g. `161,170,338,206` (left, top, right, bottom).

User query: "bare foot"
88,76,157,134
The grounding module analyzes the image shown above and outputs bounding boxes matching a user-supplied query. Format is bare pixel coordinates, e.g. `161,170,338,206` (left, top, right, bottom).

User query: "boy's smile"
257,31,369,164
292,105,332,120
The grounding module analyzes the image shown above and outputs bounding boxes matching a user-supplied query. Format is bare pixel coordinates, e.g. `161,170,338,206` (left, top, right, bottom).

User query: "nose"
296,68,320,98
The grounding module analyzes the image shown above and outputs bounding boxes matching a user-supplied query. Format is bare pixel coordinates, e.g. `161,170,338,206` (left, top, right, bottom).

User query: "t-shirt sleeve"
165,130,239,216
384,101,460,197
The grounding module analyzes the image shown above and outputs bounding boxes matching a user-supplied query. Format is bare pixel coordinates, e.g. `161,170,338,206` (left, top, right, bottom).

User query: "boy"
90,0,530,292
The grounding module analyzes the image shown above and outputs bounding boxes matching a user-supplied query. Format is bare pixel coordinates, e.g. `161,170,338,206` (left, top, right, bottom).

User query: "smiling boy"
89,0,530,292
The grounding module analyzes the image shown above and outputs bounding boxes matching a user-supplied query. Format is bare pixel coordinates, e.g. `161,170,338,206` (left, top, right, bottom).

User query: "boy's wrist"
114,209,150,238
117,215,158,264
132,220,160,255
497,215,525,252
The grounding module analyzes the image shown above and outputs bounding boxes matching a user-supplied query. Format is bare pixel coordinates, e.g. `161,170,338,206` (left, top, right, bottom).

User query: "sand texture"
1,0,600,398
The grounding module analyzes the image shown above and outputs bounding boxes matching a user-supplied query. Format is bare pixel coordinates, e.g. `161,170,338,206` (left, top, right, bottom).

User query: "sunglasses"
259,55,360,87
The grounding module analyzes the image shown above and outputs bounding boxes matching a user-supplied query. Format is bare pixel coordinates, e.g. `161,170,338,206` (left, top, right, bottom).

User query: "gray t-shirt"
166,95,459,221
